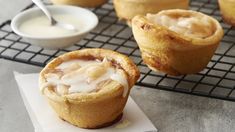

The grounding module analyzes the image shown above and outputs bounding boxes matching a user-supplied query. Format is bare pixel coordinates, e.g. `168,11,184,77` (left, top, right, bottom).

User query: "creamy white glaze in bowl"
11,5,98,49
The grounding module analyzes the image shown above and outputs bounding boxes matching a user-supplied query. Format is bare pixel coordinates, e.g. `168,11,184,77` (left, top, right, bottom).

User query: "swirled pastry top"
147,10,216,38
41,58,129,97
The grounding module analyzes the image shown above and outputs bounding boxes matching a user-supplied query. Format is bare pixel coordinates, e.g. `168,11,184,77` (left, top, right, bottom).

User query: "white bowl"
11,5,98,49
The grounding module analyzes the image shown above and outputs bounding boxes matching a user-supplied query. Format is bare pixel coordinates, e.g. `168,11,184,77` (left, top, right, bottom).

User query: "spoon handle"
32,0,55,24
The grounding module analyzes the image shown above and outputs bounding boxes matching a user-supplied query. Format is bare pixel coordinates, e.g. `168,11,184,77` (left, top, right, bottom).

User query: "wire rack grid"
0,0,234,101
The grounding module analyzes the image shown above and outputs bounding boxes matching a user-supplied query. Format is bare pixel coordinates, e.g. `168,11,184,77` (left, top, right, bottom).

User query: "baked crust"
50,0,108,8
219,0,235,26
39,48,140,128
113,0,189,23
132,9,224,76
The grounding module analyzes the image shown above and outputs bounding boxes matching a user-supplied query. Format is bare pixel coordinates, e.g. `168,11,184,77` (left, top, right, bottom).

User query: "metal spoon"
32,0,77,32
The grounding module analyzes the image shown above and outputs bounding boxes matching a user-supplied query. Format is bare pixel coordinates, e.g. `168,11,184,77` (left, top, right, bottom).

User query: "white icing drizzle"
43,58,129,97
147,13,214,38
115,119,131,129
110,69,129,97
56,59,101,69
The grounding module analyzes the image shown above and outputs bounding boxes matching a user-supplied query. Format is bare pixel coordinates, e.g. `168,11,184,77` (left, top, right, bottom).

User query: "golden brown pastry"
50,0,108,8
219,0,235,26
132,9,224,76
39,48,140,128
113,0,189,25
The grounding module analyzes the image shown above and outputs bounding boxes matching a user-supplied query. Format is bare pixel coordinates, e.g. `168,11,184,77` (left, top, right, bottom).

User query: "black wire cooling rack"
0,0,234,101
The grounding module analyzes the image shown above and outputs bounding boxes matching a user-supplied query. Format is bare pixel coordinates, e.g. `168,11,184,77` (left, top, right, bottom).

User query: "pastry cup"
132,9,224,76
50,0,108,8
113,0,189,24
219,0,235,26
39,48,140,128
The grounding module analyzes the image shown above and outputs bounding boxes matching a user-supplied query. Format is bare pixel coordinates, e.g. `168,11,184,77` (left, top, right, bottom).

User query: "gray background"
1,59,235,132
0,0,235,132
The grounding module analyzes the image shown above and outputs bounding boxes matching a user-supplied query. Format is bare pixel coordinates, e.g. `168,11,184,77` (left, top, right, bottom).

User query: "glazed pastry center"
43,58,129,97
147,14,214,38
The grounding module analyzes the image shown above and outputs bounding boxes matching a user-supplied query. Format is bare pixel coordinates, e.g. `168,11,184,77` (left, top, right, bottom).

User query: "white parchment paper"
14,72,157,132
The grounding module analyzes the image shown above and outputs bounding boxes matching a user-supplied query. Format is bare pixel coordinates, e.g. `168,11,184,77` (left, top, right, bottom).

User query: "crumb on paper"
115,119,131,129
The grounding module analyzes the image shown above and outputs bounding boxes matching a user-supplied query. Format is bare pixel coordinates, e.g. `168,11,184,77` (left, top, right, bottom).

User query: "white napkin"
14,72,157,132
